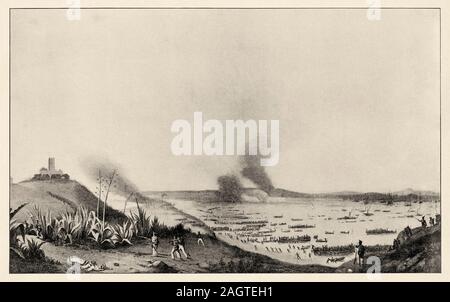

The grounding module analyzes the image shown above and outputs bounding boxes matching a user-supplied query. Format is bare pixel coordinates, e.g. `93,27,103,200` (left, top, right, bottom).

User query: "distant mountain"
269,188,314,198
393,188,440,196
326,191,362,195
144,190,219,202
143,187,439,203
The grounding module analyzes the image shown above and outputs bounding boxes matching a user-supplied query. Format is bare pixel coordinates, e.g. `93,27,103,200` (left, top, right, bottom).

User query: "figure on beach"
177,235,189,259
405,225,413,238
151,232,159,256
354,240,365,266
170,236,181,259
197,232,205,246
418,216,427,228
391,238,400,251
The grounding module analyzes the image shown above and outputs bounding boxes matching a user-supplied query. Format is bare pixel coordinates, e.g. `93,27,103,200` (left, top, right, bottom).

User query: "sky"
10,8,440,193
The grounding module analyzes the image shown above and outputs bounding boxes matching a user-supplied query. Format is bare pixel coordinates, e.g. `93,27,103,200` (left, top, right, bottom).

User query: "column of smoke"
216,155,274,202
240,155,274,193
217,174,243,202
81,157,146,201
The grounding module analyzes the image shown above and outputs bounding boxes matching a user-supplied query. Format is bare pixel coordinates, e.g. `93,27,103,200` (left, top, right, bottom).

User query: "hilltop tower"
48,157,56,171
32,157,69,180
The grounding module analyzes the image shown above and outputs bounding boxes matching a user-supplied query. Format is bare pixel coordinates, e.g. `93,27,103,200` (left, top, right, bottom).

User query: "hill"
336,224,441,273
269,188,313,198
145,190,218,202
393,188,440,196
10,179,126,223
144,188,439,203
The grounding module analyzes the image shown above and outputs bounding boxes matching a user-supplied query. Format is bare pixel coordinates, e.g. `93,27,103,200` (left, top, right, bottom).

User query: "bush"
11,238,46,260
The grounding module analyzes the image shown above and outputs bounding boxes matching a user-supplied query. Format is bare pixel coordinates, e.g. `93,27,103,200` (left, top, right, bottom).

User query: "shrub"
130,206,152,238
87,217,116,248
11,238,46,260
112,220,134,246
29,206,61,242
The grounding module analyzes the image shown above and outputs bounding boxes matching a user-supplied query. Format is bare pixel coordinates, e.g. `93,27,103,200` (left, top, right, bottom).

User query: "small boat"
316,238,328,243
327,256,345,263
337,210,356,220
277,235,311,243
363,207,374,216
366,228,396,235
289,224,315,229
337,216,357,220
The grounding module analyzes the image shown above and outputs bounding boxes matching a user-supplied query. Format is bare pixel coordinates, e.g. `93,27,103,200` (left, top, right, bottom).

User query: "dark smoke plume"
240,155,274,193
216,174,243,203
81,156,143,198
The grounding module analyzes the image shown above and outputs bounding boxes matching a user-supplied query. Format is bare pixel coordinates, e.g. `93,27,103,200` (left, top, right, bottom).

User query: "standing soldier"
151,232,159,256
356,240,366,266
197,232,205,246
177,235,189,259
170,236,181,260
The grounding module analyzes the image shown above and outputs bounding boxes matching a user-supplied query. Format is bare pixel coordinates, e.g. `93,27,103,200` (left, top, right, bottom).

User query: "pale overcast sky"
11,9,440,193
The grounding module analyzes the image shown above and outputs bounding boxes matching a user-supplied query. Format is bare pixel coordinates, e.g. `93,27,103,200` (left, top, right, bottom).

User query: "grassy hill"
10,179,126,223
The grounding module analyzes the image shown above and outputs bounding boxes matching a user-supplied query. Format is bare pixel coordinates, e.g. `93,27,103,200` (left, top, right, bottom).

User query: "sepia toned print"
9,7,440,274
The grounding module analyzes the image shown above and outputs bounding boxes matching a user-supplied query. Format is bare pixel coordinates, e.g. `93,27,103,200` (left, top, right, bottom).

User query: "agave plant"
10,203,28,247
88,217,116,248
29,206,60,242
112,220,134,246
10,203,28,220
72,207,97,241
17,238,46,260
58,212,82,244
130,207,152,238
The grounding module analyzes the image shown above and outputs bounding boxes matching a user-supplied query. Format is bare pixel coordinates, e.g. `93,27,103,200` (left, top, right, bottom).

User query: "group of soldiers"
150,232,206,260
392,214,440,251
